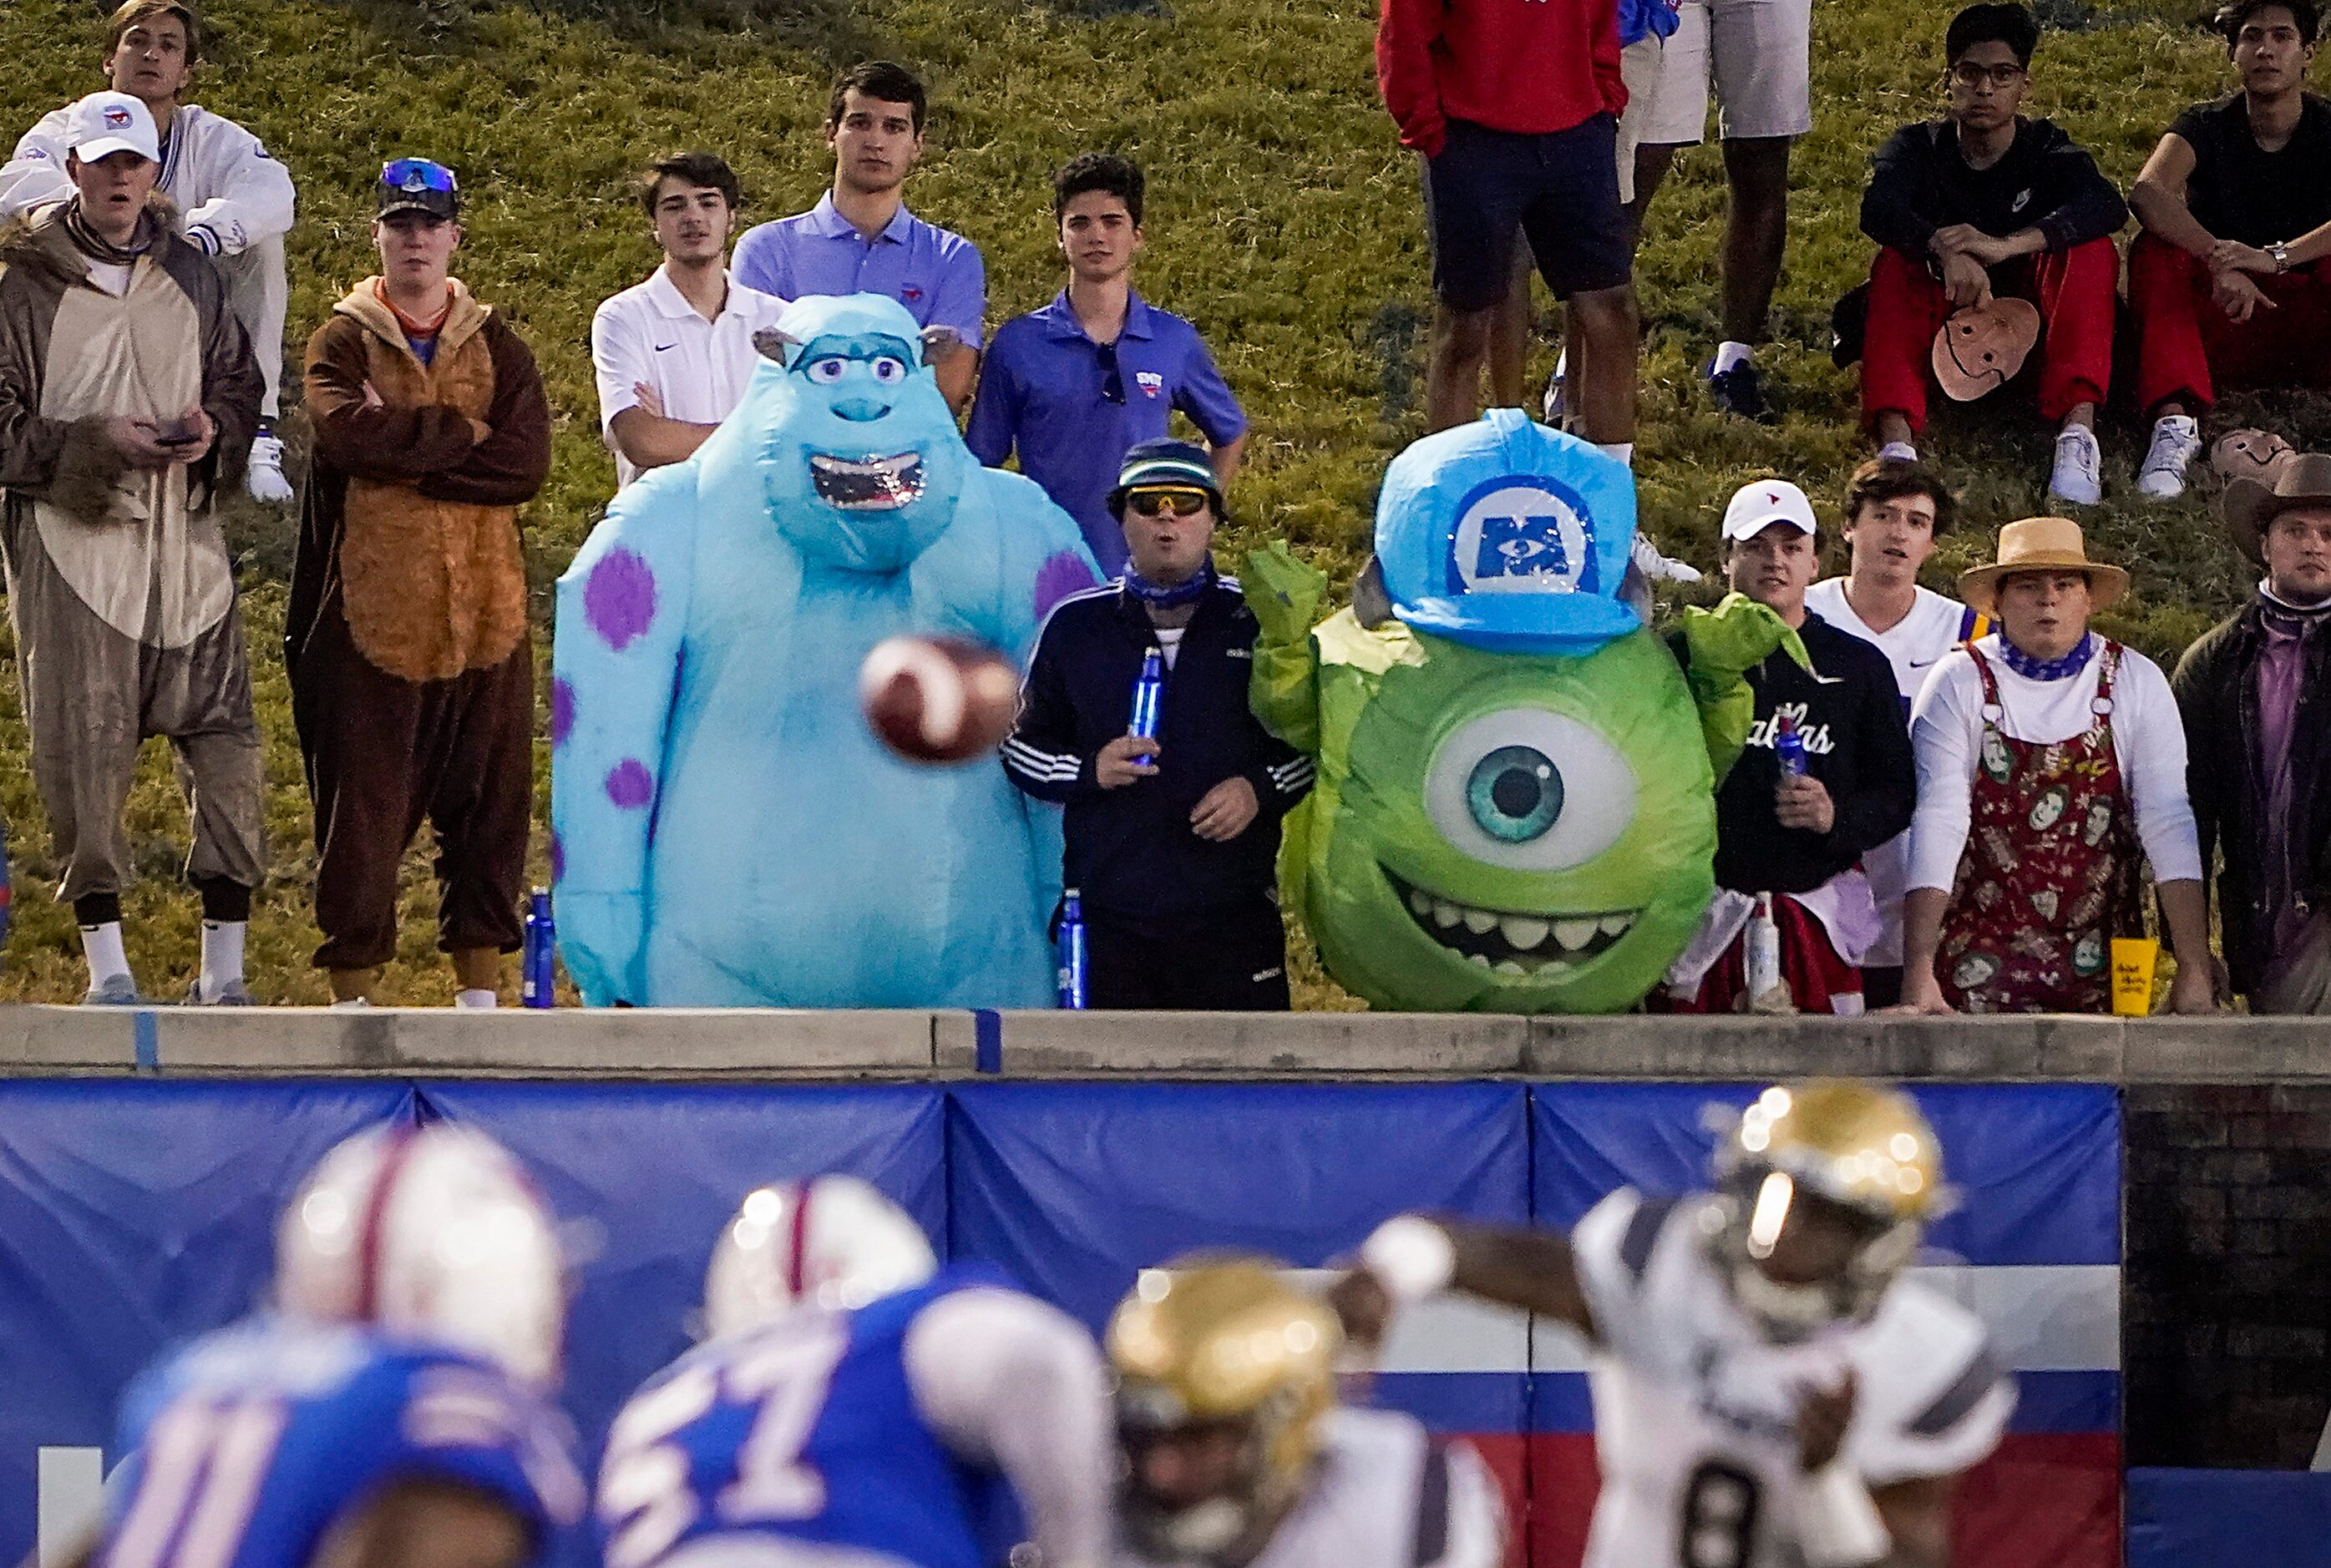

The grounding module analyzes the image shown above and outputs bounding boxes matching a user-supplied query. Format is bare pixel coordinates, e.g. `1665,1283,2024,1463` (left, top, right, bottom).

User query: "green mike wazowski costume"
1244,411,1807,1013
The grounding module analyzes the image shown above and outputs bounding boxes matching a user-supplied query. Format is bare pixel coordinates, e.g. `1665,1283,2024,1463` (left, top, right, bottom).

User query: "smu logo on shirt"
1445,476,1600,598
1136,371,1164,398
1746,701,1835,756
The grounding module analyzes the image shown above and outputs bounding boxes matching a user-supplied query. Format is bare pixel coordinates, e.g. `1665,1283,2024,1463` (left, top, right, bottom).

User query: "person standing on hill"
1854,3,2127,506
0,2,297,505
732,62,985,414
967,154,1246,580
287,159,550,1009
592,150,788,488
2126,0,2331,499
1376,0,1639,456
0,93,264,1005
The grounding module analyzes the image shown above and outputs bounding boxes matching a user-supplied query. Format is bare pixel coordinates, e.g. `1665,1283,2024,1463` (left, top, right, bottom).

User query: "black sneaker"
1708,359,1774,422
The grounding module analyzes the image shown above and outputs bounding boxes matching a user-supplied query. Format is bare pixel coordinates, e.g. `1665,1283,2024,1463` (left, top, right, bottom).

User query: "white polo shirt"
591,265,789,486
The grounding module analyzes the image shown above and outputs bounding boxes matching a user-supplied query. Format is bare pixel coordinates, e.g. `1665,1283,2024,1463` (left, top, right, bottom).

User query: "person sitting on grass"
2126,0,2331,500
1855,2,2126,506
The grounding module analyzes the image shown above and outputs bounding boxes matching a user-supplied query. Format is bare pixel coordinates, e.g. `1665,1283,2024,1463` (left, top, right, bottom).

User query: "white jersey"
1569,1189,2012,1568
1118,1409,1504,1568
1801,580,1989,967
0,103,294,255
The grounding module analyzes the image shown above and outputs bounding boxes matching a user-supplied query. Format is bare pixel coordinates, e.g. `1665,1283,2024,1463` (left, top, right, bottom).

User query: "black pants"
1087,902,1291,1010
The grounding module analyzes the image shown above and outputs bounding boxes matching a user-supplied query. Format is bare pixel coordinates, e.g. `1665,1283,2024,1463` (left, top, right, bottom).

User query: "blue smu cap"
1375,409,1640,655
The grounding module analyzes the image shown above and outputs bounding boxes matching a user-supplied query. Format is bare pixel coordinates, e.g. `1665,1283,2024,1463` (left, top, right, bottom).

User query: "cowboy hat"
1957,515,2129,615
2223,451,2331,567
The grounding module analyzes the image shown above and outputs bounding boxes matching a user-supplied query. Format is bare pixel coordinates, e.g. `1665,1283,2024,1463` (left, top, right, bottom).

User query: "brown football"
859,635,1021,765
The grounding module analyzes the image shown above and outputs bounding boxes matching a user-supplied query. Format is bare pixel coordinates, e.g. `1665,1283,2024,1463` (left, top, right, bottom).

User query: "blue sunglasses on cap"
380,158,458,195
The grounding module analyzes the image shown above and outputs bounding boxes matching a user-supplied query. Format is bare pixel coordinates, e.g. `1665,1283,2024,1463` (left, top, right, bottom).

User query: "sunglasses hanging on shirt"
1096,341,1126,405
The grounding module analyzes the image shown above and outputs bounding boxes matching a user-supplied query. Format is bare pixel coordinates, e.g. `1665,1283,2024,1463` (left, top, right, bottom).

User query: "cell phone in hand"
153,417,201,448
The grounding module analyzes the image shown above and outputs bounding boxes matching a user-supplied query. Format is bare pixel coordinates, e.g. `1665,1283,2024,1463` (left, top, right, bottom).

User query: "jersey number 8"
1678,1461,1761,1568
600,1318,849,1568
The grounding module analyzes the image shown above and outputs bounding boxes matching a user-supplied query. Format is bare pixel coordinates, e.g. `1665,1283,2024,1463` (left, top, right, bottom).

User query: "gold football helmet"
1107,1257,1340,1564
1707,1080,1946,1340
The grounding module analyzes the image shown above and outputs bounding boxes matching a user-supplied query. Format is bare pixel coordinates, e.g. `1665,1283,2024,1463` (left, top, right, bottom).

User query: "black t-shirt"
1666,612,1917,898
2168,92,2331,248
1860,116,2127,258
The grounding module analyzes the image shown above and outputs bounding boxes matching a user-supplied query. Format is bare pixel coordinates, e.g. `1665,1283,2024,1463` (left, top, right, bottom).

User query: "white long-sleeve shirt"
1907,635,2202,893
0,103,293,255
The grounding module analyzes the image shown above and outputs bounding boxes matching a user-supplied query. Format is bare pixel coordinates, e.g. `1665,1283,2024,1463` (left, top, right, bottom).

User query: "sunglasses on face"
1097,341,1126,405
380,158,459,195
1127,488,1210,519
1948,62,2026,88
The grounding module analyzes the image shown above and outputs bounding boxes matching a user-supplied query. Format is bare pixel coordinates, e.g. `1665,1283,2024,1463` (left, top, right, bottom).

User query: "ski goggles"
381,158,459,195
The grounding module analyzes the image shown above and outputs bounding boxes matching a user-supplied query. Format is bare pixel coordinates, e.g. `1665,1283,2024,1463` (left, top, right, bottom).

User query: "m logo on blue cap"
1445,476,1599,599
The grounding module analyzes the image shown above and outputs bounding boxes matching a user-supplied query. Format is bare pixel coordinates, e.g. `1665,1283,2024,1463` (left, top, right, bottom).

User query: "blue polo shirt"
965,290,1246,576
732,192,986,346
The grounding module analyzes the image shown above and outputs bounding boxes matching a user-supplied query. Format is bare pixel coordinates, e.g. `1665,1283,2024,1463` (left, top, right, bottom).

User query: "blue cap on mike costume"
1376,409,1640,655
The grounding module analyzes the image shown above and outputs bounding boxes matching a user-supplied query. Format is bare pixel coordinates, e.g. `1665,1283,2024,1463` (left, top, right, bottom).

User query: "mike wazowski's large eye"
1423,708,1637,871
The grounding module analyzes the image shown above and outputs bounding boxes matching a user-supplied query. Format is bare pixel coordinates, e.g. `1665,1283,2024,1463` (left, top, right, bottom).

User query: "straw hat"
2222,452,2331,568
1956,516,2129,615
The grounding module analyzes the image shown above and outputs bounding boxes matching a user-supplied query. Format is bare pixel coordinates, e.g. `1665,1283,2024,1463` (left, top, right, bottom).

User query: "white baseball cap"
65,92,160,165
1720,478,1819,543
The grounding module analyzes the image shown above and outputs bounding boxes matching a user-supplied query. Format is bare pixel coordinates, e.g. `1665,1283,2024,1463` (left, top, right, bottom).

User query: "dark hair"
108,1,200,66
636,151,742,219
1051,152,1144,229
1945,1,2040,63
2216,0,2319,46
826,61,927,135
1842,457,1959,534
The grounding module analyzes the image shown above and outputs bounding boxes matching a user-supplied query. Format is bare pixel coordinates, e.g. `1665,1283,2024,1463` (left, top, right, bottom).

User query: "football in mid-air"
859,635,1021,765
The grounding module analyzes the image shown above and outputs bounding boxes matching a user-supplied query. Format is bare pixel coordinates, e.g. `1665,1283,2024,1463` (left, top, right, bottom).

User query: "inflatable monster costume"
1246,411,1805,1013
550,295,1099,1007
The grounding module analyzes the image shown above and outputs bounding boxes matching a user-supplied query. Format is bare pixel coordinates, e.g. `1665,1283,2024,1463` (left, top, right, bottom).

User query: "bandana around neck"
1999,630,2095,681
62,198,155,266
1124,554,1217,609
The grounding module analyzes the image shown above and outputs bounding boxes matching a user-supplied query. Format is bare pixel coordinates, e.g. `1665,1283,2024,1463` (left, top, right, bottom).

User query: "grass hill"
0,0,2315,1003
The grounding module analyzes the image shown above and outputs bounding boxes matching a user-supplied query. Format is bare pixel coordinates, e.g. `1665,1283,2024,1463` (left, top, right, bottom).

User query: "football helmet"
702,1175,936,1338
276,1124,565,1387
1706,1080,1944,1341
1107,1257,1340,1563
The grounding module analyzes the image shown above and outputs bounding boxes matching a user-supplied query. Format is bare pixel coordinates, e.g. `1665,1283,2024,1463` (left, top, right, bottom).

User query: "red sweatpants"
2127,231,2331,413
1860,237,2118,436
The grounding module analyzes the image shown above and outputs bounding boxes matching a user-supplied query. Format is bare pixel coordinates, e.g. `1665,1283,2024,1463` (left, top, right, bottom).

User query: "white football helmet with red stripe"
274,1124,565,1388
702,1175,936,1338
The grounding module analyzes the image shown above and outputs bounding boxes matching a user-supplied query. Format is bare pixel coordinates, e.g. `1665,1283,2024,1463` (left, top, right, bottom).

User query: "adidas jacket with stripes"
1003,575,1314,930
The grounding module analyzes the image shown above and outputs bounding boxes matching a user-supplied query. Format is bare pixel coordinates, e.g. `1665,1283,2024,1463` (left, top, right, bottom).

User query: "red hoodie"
1377,0,1626,157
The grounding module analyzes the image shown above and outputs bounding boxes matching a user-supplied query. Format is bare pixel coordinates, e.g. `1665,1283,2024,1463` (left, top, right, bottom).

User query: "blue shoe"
1708,359,1774,422
184,978,256,1005
83,974,146,1006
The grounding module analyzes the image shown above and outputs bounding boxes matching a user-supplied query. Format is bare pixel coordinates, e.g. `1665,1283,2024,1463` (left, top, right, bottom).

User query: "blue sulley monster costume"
550,295,1100,1007
1245,411,1808,1014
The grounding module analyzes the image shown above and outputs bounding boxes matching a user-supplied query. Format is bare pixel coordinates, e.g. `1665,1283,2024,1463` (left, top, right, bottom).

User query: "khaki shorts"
1636,0,1812,145
1614,35,1668,204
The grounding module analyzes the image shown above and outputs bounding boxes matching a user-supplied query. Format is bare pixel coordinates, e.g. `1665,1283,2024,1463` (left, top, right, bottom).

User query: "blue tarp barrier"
2127,1468,2331,1565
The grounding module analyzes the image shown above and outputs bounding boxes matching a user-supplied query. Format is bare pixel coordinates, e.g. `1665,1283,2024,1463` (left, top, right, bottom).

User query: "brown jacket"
0,198,261,649
288,277,550,685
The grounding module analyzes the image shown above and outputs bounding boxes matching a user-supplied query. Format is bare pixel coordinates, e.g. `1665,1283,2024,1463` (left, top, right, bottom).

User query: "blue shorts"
1421,114,1633,310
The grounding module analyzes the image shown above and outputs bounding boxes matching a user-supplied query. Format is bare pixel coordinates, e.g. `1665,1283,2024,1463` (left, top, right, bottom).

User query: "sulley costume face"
1314,626,1714,1012
747,296,971,573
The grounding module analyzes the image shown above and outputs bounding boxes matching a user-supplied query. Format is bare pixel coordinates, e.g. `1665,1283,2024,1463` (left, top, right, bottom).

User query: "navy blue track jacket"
1002,576,1315,930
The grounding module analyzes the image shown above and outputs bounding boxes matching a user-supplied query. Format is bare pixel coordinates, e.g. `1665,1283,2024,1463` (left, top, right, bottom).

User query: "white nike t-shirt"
1802,580,1987,966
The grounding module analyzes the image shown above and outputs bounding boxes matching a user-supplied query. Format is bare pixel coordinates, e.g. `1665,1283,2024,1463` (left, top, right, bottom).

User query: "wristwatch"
2269,240,2292,272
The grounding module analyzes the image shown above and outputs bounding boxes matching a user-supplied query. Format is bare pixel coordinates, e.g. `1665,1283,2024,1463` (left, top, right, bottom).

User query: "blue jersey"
100,1318,585,1568
599,1272,1016,1568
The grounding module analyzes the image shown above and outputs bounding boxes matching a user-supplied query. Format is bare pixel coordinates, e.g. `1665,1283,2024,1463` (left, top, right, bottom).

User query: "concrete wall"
3,1003,2330,1080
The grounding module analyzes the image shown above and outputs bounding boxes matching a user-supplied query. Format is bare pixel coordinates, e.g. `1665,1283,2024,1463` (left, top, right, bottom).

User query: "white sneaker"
246,432,293,505
2048,425,2102,507
1541,372,1565,426
1630,531,1703,584
2138,415,2202,500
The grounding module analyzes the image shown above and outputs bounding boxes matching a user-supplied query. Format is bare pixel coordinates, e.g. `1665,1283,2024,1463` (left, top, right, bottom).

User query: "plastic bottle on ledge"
1057,888,1088,1010
1129,646,1164,741
1744,893,1795,1014
521,888,555,1009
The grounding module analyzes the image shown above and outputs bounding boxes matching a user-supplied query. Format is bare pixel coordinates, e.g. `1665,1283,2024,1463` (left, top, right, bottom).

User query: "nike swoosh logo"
1909,658,1939,667
653,343,677,352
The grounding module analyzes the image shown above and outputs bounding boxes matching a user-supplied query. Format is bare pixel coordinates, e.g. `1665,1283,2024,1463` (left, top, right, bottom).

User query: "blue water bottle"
1773,709,1809,777
521,888,555,1008
1129,645,1164,741
1057,887,1087,1009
